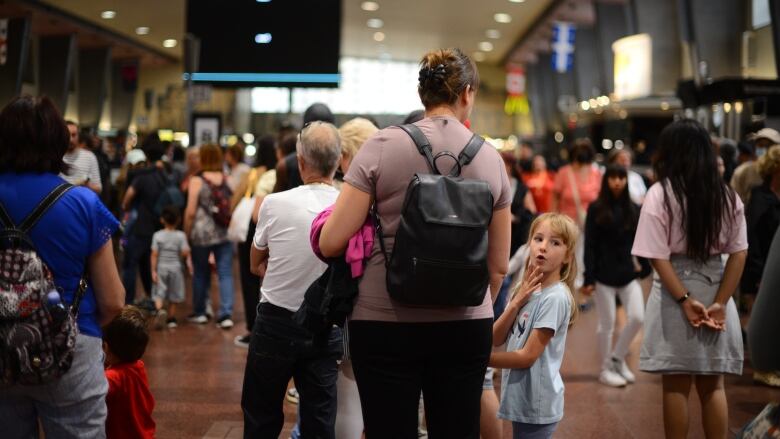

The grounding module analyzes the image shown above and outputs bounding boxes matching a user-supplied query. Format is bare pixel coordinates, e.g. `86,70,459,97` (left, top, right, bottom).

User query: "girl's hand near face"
510,264,543,311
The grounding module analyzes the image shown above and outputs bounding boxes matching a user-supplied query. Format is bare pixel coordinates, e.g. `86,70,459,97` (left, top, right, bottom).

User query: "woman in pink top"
632,119,747,439
318,48,512,438
552,139,601,227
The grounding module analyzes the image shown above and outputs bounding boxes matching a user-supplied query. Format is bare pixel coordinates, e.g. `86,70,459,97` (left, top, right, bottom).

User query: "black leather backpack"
375,124,494,307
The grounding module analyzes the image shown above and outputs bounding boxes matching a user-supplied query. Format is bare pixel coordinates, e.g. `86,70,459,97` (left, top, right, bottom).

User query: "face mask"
757,147,767,158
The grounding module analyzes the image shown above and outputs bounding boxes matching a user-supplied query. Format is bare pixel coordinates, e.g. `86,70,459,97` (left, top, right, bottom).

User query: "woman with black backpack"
318,48,512,438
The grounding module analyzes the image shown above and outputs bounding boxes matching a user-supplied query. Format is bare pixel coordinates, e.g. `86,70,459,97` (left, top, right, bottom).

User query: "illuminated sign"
612,33,652,101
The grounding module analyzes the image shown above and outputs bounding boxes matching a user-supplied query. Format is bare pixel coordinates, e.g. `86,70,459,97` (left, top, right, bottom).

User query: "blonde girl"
490,213,579,439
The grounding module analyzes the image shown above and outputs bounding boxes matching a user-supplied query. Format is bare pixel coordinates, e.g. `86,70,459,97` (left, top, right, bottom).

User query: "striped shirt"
61,147,102,190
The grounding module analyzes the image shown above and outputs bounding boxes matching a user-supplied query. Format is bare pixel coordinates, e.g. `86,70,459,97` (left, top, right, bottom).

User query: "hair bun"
418,63,447,87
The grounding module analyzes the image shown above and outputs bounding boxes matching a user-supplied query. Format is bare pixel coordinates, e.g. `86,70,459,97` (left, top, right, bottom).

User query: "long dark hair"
592,164,638,230
653,119,736,262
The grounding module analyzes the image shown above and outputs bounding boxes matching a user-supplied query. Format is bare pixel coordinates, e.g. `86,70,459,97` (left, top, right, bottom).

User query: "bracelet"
676,291,690,304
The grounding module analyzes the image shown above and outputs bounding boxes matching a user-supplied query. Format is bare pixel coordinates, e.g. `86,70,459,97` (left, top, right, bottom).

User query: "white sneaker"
205,302,214,320
599,368,628,387
617,360,636,383
187,314,208,324
217,317,234,329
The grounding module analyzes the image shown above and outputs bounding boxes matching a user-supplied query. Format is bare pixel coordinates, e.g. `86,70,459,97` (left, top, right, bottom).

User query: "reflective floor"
143,273,780,438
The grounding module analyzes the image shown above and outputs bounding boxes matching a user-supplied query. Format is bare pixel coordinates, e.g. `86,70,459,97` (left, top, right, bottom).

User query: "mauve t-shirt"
344,115,512,322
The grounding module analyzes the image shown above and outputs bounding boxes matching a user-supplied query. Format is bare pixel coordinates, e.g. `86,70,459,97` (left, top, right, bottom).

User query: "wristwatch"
676,291,690,304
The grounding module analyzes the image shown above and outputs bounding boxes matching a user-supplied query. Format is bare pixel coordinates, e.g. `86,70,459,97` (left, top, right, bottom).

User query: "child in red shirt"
103,306,156,439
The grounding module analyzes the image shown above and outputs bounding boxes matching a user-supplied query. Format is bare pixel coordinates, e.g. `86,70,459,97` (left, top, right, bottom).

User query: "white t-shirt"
61,147,102,190
252,184,339,311
627,170,647,205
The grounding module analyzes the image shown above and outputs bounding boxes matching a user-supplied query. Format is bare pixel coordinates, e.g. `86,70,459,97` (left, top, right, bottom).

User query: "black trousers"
241,303,343,439
237,220,260,332
349,318,493,439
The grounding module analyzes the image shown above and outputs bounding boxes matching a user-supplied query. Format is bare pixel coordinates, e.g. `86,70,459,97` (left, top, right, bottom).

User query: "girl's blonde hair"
525,213,580,325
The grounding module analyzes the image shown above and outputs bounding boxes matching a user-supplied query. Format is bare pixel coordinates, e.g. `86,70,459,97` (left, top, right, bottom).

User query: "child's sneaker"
166,317,178,329
234,334,251,348
153,309,168,330
217,316,234,330
617,359,636,383
599,359,628,387
187,314,208,324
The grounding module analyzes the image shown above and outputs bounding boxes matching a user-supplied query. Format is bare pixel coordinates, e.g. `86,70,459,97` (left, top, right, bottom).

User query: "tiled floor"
142,274,780,438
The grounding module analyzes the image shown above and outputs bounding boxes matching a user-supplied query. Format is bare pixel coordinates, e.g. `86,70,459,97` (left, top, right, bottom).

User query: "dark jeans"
121,234,152,304
241,303,343,439
349,318,493,439
238,221,260,332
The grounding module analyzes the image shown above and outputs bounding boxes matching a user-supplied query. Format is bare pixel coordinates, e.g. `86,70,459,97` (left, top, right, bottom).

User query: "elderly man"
242,121,343,439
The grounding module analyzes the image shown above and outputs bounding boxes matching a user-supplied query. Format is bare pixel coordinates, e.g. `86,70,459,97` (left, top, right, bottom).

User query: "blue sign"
551,22,576,73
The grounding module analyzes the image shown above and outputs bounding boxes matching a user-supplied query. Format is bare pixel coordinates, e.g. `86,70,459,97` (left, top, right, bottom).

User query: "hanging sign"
505,66,529,116
551,22,575,73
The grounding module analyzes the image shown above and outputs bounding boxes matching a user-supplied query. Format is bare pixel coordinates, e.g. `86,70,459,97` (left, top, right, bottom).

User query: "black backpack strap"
457,134,485,168
19,183,74,233
0,202,17,229
398,124,436,174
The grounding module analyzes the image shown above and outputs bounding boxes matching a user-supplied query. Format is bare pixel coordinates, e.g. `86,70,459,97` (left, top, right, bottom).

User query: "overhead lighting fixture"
135,26,150,35
373,32,385,42
509,0,525,3
472,52,486,62
255,33,272,44
100,10,116,19
494,13,512,23
478,41,494,52
361,1,379,11
660,101,670,111
162,39,177,48
367,18,384,28
485,29,501,39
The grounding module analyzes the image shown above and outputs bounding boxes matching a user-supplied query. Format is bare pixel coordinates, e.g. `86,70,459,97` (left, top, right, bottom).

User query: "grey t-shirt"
152,229,189,268
344,115,512,323
498,282,571,424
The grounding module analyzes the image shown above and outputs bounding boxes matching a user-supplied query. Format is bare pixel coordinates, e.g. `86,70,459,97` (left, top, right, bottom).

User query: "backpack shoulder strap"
457,134,485,168
0,202,17,230
397,124,436,174
19,183,74,233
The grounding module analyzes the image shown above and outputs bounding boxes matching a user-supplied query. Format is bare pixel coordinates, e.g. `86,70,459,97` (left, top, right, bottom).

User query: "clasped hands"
681,297,726,331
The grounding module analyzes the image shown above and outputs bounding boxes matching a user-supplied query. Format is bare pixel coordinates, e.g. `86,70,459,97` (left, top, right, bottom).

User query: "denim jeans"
241,303,343,439
0,334,108,438
121,234,153,304
191,241,234,319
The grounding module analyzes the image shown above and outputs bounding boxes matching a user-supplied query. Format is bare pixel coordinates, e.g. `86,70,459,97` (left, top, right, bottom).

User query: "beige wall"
748,25,777,78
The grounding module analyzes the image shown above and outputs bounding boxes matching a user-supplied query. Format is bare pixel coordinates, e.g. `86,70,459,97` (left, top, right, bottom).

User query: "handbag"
227,169,258,242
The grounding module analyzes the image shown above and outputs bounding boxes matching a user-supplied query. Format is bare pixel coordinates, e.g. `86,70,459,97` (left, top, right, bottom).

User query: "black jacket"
293,257,358,334
741,183,780,295
584,201,651,287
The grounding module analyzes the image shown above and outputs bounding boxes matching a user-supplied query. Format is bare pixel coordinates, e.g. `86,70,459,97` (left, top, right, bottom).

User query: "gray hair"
296,121,341,177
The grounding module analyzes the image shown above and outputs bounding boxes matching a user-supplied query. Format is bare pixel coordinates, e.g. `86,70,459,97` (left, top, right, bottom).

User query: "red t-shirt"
105,360,156,439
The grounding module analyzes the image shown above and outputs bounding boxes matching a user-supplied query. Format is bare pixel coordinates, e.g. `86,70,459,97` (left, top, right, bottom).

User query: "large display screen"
186,0,342,87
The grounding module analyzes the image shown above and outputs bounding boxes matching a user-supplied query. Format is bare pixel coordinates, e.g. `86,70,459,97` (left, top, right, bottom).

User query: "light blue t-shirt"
498,282,572,424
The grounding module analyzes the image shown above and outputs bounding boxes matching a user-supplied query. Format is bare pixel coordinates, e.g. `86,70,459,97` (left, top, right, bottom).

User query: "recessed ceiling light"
361,1,379,11
367,18,384,29
373,31,385,42
494,13,512,23
473,52,487,62
478,41,494,52
100,10,116,19
486,29,501,39
135,26,150,35
509,0,525,3
162,39,177,48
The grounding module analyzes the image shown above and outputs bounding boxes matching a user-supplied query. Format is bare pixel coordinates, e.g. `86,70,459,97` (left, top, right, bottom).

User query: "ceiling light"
509,0,525,3
373,32,385,42
162,39,177,48
472,52,486,62
361,1,380,11
367,18,384,29
135,27,150,35
100,10,116,19
485,29,501,39
494,13,512,23
478,42,494,52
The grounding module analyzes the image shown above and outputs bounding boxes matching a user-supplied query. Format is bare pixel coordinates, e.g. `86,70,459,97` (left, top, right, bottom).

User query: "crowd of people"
0,46,778,439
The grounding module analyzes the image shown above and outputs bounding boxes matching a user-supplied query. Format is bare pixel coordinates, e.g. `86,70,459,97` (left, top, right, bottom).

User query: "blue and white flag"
551,22,575,73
